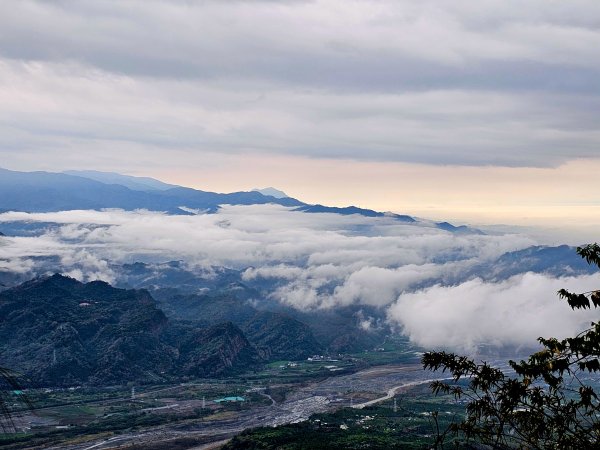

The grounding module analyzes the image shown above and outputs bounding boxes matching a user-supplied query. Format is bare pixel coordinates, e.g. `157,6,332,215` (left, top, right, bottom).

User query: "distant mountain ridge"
0,167,481,233
252,187,289,198
0,167,303,215
64,170,177,191
295,204,416,222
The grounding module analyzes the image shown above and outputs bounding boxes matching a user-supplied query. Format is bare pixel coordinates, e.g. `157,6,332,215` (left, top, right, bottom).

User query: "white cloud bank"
388,273,600,352
2,206,598,351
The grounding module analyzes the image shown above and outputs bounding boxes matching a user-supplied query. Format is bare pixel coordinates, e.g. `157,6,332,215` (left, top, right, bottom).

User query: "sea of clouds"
1,205,598,352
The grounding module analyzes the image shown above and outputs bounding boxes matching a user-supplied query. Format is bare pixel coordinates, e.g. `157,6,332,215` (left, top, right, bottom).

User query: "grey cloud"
3,1,600,88
0,256,35,275
0,1,599,167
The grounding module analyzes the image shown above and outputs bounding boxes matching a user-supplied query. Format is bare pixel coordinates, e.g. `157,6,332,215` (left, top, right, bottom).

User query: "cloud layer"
1,0,600,170
0,205,532,289
3,206,598,351
388,273,600,352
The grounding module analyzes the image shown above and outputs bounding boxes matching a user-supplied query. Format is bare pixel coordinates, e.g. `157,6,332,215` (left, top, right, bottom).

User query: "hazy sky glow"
1,0,599,231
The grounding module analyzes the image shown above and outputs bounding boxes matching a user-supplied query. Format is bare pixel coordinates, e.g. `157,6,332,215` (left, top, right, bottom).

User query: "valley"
2,360,449,450
1,3,598,446
1,168,597,448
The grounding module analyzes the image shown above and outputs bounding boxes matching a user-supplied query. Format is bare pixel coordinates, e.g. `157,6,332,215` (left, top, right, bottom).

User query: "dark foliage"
224,408,436,450
0,275,263,386
423,244,600,449
242,311,323,360
177,322,262,377
154,290,323,360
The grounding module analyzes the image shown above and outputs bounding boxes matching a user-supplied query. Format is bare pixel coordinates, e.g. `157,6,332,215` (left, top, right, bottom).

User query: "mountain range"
0,167,301,216
1,168,596,388
0,274,324,387
63,170,178,192
0,167,479,233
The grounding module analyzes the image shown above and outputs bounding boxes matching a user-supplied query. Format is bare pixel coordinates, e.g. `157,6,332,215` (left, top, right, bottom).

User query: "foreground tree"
423,244,600,449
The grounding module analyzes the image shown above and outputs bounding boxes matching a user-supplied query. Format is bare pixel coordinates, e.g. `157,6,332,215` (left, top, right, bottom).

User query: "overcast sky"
1,0,599,228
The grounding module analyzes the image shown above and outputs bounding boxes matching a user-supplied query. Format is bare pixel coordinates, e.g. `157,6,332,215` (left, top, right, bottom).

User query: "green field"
0,339,429,449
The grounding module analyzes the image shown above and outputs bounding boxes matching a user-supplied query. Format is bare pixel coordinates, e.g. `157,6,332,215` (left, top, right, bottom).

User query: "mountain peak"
251,187,289,199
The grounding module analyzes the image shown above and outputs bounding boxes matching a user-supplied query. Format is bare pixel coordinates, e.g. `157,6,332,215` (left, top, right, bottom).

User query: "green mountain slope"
0,275,262,386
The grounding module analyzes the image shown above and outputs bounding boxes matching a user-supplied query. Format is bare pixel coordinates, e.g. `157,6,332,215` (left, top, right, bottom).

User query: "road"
351,378,447,409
